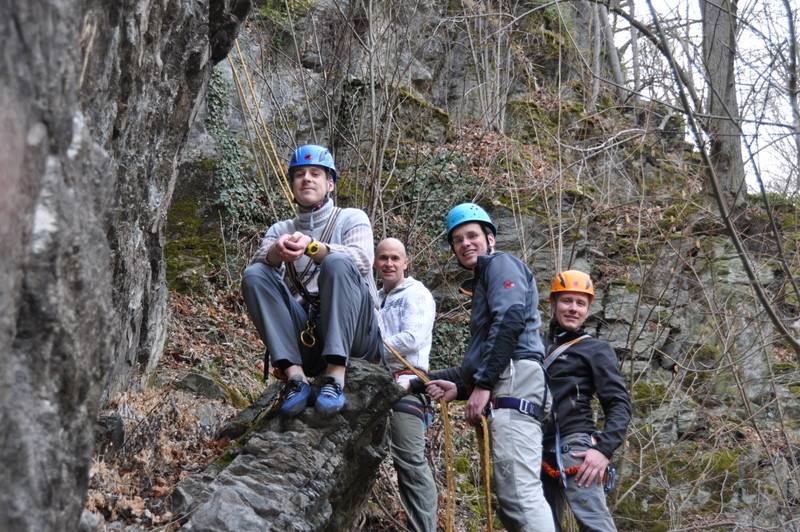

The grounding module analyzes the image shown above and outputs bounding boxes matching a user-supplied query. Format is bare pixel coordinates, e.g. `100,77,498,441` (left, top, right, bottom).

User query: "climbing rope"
227,40,294,210
475,415,494,532
382,340,456,532
229,37,461,529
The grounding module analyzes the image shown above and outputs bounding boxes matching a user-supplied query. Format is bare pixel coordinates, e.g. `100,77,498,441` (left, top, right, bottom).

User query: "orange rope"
383,340,456,532
541,460,580,479
476,417,493,532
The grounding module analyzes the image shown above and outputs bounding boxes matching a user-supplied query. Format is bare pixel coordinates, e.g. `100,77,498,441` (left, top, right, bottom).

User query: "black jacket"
431,252,545,398
542,319,631,458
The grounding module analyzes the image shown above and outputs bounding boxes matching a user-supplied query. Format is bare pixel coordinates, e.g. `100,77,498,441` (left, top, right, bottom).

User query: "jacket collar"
548,318,587,342
458,253,498,296
294,198,334,232
380,276,416,298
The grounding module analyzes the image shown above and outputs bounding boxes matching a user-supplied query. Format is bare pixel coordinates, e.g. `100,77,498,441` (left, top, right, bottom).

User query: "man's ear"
487,233,496,252
328,179,335,194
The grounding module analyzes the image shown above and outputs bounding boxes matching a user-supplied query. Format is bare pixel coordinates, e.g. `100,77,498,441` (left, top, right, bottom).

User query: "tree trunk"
701,0,747,206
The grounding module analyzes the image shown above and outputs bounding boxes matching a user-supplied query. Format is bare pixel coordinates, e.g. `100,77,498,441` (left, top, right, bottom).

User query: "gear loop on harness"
542,456,617,493
541,460,617,492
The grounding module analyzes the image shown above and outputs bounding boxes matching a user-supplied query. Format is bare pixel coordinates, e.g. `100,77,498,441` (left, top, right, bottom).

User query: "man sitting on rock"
241,144,381,417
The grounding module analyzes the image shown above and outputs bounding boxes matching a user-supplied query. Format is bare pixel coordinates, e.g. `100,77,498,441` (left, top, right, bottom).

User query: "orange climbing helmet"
549,270,595,303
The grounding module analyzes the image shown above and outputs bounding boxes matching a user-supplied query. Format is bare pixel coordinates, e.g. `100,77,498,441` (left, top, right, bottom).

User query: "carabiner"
300,320,316,347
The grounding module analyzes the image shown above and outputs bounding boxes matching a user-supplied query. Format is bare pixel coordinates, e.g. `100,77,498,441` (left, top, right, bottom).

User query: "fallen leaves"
86,290,259,529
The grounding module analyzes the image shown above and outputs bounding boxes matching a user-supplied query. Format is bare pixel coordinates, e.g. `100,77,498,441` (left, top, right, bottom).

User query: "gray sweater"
250,200,378,307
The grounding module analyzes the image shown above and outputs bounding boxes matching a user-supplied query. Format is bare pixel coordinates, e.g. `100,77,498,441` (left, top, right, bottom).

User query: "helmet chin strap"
295,195,330,212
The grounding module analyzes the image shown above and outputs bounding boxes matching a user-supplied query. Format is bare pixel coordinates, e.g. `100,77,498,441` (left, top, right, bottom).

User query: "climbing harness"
489,396,547,421
383,340,456,532
392,398,435,430
285,207,341,348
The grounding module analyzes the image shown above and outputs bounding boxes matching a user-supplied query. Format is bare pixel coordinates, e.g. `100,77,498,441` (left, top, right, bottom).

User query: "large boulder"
172,360,402,531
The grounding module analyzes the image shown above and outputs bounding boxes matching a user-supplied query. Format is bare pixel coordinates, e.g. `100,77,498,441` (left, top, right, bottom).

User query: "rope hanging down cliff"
227,40,293,210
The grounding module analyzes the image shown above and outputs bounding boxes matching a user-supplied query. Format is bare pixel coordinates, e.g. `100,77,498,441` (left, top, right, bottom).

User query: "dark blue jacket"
432,252,545,398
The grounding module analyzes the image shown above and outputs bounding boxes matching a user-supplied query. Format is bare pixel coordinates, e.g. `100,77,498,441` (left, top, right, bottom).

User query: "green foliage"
613,234,657,264
431,314,471,371
454,454,472,475
207,67,264,228
165,199,226,294
631,381,667,414
616,497,670,532
659,202,700,232
385,148,479,244
256,0,315,25
773,361,798,373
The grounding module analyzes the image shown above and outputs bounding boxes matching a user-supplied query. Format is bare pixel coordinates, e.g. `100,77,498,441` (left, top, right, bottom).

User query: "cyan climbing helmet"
445,203,497,243
288,144,338,182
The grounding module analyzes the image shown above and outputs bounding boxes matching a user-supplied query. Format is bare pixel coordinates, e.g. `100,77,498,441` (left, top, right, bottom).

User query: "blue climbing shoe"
315,376,346,416
280,378,313,417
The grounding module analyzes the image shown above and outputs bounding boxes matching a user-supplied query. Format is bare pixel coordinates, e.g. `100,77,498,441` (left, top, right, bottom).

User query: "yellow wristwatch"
305,240,321,256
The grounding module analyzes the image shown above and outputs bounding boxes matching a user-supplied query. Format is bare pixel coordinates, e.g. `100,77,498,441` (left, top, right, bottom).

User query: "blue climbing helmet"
288,144,338,182
445,203,497,244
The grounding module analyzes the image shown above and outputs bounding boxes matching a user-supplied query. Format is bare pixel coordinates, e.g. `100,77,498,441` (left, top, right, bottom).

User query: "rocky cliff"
2,1,248,529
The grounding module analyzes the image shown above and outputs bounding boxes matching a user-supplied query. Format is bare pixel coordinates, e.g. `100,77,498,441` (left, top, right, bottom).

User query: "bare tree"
701,0,748,206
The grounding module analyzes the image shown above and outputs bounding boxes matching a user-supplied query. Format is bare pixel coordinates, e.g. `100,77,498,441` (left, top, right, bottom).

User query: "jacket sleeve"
590,340,632,458
325,209,374,277
250,220,292,266
428,367,470,401
473,255,529,390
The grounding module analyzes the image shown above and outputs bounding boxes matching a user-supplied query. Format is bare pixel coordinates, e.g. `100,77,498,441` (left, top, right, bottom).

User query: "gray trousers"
542,433,617,532
389,395,437,532
241,254,380,375
490,359,555,532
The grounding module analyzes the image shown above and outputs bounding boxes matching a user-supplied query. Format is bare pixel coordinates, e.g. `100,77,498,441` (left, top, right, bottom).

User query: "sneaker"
280,379,313,417
315,376,346,416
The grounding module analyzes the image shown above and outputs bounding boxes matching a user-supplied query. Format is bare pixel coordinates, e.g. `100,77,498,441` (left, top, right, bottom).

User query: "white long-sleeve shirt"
378,276,436,384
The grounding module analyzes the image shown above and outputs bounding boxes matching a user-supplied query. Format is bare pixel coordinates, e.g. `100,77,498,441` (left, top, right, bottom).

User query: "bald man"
375,238,438,532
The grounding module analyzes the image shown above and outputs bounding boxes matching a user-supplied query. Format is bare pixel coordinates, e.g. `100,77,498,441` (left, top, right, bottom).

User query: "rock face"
173,360,402,531
1,1,249,530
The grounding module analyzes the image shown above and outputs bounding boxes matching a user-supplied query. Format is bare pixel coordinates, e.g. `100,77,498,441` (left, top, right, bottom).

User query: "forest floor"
85,290,484,531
